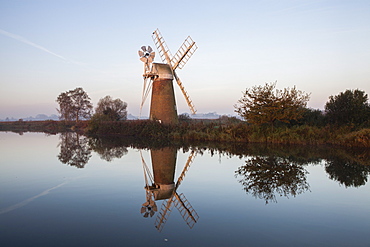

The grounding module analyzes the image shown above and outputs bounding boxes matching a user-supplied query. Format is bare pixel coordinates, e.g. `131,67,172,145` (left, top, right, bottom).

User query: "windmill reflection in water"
140,148,199,232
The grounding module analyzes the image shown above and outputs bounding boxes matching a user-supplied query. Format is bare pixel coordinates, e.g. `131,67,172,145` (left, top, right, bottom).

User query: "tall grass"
2,119,370,148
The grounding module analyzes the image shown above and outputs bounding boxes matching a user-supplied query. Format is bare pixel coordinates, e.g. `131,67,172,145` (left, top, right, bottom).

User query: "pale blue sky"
1,0,370,119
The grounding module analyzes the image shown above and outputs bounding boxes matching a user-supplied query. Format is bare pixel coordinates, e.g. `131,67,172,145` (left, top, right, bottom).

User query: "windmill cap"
152,63,173,80
152,183,175,200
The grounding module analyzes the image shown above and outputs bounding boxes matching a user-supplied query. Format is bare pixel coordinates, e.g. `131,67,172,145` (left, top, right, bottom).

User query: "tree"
234,82,310,127
56,87,93,122
94,95,127,121
178,113,191,122
89,136,128,162
56,92,73,121
325,157,369,188
235,156,310,204
58,132,91,168
297,108,326,126
324,89,370,126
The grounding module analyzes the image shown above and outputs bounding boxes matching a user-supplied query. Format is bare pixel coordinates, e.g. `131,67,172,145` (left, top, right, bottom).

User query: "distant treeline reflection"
57,134,370,201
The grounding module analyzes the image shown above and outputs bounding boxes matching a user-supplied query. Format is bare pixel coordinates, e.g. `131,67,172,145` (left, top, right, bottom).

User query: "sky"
1,0,370,119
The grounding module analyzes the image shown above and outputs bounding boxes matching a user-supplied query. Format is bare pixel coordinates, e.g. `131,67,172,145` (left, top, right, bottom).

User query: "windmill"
138,29,198,124
140,148,199,232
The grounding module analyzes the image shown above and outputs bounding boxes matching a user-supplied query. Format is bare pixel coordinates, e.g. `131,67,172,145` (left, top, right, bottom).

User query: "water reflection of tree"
205,142,369,188
325,157,370,187
58,132,91,168
89,137,128,162
235,156,310,204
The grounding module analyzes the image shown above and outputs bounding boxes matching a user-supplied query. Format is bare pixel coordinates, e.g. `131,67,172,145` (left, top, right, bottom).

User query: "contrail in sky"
0,29,84,65
0,181,68,215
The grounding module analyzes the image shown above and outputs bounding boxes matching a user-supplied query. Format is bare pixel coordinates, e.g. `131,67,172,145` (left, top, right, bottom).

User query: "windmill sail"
176,150,196,188
155,196,175,232
173,72,197,115
151,29,197,115
152,29,172,66
174,192,199,228
171,36,198,70
154,150,197,231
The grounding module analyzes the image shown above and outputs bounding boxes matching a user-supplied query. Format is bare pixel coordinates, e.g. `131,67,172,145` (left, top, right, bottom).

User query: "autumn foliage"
234,82,310,127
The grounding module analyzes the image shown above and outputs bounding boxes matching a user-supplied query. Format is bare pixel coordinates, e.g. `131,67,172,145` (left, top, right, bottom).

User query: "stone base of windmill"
150,63,179,125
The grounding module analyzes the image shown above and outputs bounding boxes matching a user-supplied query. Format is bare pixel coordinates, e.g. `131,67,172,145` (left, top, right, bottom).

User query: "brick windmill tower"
138,29,197,124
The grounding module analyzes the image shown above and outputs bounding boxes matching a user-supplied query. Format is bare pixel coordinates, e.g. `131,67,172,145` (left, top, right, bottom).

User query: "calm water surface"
1,132,369,247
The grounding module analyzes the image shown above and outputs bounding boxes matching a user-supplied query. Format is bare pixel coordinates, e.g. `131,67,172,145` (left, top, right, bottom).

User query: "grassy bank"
86,118,370,148
1,119,370,148
0,120,88,134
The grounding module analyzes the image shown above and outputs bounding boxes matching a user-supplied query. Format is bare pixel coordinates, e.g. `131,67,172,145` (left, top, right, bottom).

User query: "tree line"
234,82,370,128
1,84,368,147
56,87,127,123
56,84,370,130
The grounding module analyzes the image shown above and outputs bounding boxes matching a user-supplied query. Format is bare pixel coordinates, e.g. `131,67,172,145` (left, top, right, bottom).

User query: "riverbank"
0,120,88,134
1,119,370,148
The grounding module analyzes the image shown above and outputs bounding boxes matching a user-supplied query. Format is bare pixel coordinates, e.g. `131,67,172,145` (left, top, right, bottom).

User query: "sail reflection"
235,156,310,204
141,147,199,232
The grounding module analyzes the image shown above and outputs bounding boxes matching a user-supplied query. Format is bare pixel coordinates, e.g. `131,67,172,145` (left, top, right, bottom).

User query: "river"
1,132,369,246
